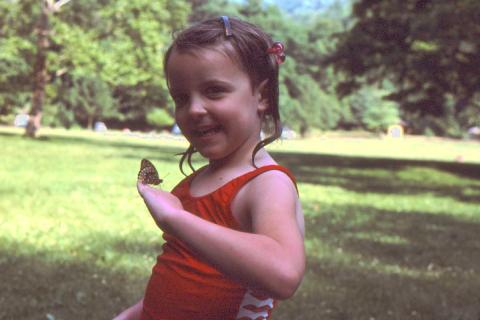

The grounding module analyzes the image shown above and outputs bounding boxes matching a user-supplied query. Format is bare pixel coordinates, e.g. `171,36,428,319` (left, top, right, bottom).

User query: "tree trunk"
25,1,50,138
88,114,94,130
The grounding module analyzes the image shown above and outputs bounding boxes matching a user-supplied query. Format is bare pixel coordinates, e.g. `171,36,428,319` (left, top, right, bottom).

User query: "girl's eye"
204,86,226,98
172,94,189,107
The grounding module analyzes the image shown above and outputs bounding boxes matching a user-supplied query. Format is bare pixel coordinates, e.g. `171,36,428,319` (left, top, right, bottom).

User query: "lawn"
1,126,480,320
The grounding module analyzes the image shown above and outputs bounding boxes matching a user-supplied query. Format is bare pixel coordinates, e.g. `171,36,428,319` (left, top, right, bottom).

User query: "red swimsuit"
140,165,296,320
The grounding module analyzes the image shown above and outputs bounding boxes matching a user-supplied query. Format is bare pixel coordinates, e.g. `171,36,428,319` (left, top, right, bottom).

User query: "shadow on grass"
273,151,480,203
0,131,19,138
1,130,189,166
2,202,479,320
12,132,202,170
4,130,480,196
0,249,146,320
277,256,480,320
3,131,480,319
47,134,188,163
275,204,480,320
0,227,166,320
305,204,480,272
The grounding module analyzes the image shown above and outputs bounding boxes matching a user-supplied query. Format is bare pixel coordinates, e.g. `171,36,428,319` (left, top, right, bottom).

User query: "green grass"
1,126,480,320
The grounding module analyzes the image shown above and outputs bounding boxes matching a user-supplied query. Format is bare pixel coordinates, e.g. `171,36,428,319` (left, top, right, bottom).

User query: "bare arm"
138,171,305,300
113,299,143,320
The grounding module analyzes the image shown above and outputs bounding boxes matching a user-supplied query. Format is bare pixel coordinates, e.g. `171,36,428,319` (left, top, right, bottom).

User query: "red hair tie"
267,42,286,64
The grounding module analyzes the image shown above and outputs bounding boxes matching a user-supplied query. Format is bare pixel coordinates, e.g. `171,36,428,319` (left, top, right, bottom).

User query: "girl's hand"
137,181,183,229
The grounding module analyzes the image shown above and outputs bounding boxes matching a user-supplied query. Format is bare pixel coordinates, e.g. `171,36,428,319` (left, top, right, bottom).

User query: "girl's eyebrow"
170,79,232,93
168,83,186,94
202,79,233,87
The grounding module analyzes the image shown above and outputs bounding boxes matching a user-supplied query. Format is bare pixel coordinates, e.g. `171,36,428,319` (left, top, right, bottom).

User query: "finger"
137,179,148,194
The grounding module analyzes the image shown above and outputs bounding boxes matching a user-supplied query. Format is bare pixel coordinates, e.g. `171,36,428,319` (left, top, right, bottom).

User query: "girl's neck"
207,147,273,174
188,148,276,198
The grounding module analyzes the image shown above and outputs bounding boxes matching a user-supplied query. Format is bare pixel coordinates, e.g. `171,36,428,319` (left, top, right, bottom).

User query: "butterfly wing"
138,158,162,185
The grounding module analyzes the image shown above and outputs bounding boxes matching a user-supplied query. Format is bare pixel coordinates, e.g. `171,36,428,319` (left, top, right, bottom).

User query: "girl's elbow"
271,267,304,300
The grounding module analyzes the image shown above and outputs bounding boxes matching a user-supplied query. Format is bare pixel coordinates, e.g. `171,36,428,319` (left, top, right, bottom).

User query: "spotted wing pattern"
138,158,162,185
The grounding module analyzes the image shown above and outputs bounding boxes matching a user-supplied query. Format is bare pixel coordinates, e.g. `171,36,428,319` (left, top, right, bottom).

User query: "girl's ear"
256,79,269,113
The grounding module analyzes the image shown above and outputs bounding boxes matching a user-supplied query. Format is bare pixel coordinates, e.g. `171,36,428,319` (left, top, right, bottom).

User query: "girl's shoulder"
242,165,298,196
231,164,303,235
180,163,297,199
228,164,298,207
247,164,296,186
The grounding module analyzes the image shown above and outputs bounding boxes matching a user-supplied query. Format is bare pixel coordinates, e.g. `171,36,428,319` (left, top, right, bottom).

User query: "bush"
146,108,174,130
345,86,400,132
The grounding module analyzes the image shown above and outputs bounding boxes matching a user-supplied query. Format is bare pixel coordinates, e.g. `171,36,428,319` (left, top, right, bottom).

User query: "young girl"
114,16,305,320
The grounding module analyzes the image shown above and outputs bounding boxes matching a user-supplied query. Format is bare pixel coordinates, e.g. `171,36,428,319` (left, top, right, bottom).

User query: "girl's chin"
196,148,225,161
193,145,233,162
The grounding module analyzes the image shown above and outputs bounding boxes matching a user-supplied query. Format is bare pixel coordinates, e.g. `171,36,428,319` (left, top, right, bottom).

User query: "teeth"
196,126,220,136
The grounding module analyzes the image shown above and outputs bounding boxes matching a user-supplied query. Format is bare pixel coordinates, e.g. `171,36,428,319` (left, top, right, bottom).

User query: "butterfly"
137,158,163,185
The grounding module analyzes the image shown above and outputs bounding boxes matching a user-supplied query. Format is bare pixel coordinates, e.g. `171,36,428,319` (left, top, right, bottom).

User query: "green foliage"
269,0,346,15
188,0,240,22
42,102,73,128
0,0,190,131
403,93,480,139
146,108,174,130
54,0,190,126
0,1,37,117
187,0,350,135
52,76,116,129
342,86,400,132
362,102,400,133
0,0,356,135
7,0,476,137
282,72,342,135
327,0,480,136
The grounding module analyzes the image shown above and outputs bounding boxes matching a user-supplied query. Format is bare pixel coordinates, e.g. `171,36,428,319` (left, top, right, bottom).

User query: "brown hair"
164,16,283,175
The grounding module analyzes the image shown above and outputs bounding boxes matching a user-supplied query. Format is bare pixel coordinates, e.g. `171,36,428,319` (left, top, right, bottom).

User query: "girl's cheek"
174,117,188,135
174,111,184,125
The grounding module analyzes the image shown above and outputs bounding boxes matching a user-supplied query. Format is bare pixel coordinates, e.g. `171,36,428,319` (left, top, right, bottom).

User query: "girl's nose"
188,95,207,117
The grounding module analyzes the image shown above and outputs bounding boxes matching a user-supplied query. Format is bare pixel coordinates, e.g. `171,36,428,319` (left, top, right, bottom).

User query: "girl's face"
167,47,267,164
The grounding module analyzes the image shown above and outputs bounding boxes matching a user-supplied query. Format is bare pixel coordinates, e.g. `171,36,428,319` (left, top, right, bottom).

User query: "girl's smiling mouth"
193,125,223,138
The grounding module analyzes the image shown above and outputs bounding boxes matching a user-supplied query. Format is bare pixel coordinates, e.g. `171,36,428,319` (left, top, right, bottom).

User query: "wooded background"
1,0,479,138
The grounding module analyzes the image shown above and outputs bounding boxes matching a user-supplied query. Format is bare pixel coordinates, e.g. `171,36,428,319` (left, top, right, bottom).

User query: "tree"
50,0,190,129
1,0,190,133
267,0,341,15
282,71,342,135
56,75,116,129
327,0,480,136
146,108,174,130
0,1,33,123
345,86,400,132
188,0,240,22
186,0,347,135
25,0,71,138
